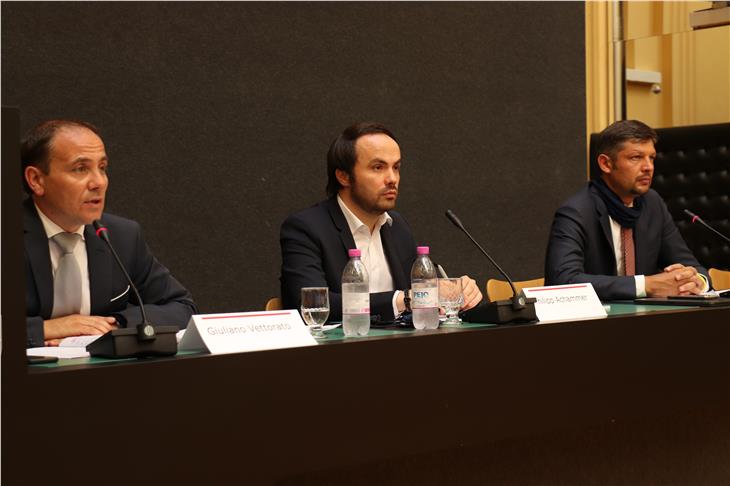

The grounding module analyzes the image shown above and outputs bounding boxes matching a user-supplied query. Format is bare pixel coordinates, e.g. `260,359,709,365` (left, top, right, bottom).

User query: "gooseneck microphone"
684,209,730,244
93,221,156,341
85,220,179,359
445,210,521,305
445,210,537,324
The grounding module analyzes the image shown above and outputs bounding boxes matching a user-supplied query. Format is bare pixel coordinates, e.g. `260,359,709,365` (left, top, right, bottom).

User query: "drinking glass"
300,287,329,339
438,278,464,327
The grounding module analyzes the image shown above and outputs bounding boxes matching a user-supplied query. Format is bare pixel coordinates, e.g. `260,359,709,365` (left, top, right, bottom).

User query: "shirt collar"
337,195,392,235
34,203,86,241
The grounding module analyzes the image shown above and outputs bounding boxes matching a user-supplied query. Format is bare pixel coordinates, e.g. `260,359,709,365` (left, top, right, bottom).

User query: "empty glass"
300,287,329,339
438,278,464,327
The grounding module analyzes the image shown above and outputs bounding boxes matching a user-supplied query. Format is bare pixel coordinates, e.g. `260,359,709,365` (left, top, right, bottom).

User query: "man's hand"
459,275,483,310
43,315,118,342
664,263,706,295
646,264,704,297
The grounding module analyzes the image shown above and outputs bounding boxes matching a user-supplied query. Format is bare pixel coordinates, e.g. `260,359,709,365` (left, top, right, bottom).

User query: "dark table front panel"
6,306,730,485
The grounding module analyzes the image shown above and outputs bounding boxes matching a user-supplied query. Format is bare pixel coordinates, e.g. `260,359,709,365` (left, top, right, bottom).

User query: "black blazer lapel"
85,223,113,315
591,188,616,262
326,198,356,255
381,223,409,289
633,208,651,274
24,200,54,318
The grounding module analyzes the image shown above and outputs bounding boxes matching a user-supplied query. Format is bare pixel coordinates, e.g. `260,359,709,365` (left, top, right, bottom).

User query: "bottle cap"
416,246,430,255
348,249,361,257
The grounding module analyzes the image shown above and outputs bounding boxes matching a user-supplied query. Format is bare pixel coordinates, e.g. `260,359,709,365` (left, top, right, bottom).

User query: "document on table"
26,335,102,359
27,330,188,359
27,346,90,358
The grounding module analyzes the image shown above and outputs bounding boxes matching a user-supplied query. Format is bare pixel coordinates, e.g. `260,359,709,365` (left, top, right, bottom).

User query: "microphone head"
445,209,465,231
683,209,701,223
93,220,109,239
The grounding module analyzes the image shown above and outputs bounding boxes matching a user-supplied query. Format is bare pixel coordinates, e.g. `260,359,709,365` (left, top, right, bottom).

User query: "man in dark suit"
545,120,709,300
23,119,196,347
280,122,482,321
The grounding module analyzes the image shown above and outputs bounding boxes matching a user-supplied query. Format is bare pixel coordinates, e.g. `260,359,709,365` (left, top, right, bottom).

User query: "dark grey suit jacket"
544,184,708,300
280,197,417,322
24,199,197,347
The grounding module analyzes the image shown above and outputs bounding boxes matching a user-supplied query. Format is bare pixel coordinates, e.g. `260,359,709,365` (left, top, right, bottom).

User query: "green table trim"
29,303,699,368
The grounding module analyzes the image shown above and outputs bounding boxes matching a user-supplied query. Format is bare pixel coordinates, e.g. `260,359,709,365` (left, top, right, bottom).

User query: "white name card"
522,283,607,323
179,310,317,355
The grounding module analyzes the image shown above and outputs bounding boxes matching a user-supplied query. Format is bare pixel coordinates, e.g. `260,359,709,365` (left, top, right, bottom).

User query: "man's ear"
25,166,46,196
597,154,613,175
335,169,351,188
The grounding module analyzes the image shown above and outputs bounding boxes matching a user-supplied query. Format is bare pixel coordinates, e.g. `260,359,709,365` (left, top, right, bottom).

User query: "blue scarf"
591,177,644,229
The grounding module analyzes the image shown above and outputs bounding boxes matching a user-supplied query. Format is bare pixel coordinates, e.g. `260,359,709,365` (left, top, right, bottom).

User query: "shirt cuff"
392,290,402,319
635,275,646,298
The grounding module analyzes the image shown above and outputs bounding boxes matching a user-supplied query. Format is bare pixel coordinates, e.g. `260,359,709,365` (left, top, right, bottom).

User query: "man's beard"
351,183,397,216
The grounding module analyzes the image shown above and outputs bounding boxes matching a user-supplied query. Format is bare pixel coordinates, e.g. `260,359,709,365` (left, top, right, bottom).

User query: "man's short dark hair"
326,122,398,198
20,119,101,193
595,119,658,162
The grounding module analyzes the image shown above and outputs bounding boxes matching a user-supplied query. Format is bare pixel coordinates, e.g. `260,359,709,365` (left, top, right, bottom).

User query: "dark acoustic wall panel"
2,2,586,313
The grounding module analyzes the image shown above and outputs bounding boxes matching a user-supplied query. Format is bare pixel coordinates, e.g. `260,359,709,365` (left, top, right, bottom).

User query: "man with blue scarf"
545,120,709,300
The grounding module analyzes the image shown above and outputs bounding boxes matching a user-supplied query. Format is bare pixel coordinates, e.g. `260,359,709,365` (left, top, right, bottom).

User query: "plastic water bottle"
411,246,439,330
342,249,370,337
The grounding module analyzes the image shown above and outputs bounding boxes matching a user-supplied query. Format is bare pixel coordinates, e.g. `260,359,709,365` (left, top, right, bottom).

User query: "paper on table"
27,329,189,360
707,288,729,296
58,335,102,347
59,330,187,345
26,335,102,359
27,347,90,359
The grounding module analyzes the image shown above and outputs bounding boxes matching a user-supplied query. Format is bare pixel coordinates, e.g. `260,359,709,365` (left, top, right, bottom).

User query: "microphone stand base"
460,299,538,325
86,326,179,359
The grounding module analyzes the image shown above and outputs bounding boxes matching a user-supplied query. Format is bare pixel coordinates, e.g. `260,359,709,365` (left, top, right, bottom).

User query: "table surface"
28,301,693,369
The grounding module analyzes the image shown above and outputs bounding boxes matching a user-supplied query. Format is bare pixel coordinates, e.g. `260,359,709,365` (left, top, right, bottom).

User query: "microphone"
446,210,521,301
684,209,730,244
445,209,537,324
85,220,179,358
94,221,154,340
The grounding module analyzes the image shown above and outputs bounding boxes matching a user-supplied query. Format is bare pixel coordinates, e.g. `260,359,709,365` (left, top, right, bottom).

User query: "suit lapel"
85,222,113,314
634,208,650,273
381,222,408,289
591,187,615,258
326,198,356,255
24,200,54,318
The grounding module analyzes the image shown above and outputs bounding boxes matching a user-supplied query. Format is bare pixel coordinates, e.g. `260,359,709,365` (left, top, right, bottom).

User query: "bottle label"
343,293,370,315
411,284,438,309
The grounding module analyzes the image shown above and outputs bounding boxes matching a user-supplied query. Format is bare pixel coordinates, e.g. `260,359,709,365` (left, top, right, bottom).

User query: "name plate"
179,310,317,355
522,283,607,323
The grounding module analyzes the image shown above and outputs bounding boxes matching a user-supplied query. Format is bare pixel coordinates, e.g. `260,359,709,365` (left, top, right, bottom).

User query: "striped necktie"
621,227,635,277
51,232,82,317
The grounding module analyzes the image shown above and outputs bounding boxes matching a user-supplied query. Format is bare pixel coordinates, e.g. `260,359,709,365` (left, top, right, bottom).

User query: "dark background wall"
2,1,586,313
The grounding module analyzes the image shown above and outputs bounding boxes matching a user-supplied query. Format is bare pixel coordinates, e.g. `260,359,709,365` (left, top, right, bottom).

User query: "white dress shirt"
36,204,91,316
609,215,708,296
337,195,401,316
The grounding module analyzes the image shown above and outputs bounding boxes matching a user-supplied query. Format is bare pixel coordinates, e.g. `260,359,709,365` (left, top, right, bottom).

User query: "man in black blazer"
23,119,196,347
545,120,709,300
280,122,482,321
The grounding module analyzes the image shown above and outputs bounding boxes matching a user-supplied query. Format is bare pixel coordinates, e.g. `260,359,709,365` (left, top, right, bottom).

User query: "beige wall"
587,1,730,137
626,14,730,128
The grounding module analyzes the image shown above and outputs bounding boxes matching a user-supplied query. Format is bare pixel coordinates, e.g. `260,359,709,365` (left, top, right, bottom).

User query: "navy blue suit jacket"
280,197,417,322
544,184,708,300
24,199,197,347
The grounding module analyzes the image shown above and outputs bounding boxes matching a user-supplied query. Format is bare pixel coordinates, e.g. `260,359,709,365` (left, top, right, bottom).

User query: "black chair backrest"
589,122,730,271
